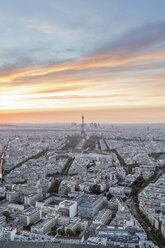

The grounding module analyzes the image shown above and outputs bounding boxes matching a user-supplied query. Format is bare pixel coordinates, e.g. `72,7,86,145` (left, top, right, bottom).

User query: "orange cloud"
0,43,165,122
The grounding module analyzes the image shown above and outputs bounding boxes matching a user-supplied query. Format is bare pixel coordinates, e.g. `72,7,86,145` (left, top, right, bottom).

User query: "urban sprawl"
0,118,165,248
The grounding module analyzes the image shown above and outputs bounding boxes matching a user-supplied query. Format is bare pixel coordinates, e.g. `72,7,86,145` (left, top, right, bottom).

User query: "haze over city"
0,0,165,123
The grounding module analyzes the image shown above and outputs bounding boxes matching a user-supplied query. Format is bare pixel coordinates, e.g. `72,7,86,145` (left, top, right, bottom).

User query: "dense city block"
0,122,165,248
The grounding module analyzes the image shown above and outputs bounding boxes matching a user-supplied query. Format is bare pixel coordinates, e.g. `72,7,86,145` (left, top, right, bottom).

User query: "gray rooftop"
0,241,114,248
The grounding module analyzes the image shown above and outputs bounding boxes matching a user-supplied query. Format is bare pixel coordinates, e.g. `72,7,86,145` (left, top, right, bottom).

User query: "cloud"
95,20,165,57
23,19,62,35
0,20,165,113
2,19,165,73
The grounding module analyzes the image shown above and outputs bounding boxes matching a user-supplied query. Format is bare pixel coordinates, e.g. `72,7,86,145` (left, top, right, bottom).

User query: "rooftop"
0,241,112,248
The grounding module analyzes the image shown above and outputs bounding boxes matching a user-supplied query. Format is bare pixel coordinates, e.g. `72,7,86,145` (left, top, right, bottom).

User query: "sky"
0,0,165,123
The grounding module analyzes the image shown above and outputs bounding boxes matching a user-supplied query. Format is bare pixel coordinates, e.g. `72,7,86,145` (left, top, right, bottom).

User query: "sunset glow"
0,0,165,123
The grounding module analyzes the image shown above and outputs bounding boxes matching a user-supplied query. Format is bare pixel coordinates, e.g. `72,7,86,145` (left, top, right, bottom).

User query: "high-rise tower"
0,145,7,185
81,115,86,139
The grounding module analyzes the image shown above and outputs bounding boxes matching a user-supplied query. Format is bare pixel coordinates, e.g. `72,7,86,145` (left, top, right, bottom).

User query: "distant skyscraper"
0,145,7,185
0,159,3,181
81,115,86,139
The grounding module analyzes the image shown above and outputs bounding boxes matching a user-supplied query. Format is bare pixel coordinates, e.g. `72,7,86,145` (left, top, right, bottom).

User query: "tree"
49,230,56,236
75,228,81,236
2,211,10,221
48,179,62,193
0,196,5,201
107,193,113,200
75,185,80,191
58,229,65,236
90,184,101,194
122,197,126,201
66,228,75,237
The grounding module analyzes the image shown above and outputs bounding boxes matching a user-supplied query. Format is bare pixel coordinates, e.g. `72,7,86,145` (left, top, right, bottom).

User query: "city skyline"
0,0,165,123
